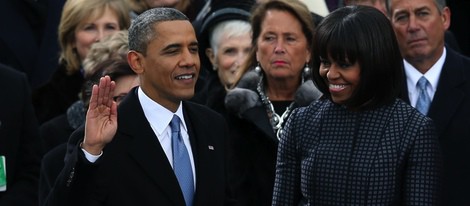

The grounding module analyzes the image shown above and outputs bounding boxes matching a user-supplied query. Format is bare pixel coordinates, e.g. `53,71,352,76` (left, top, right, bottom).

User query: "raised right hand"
82,76,118,155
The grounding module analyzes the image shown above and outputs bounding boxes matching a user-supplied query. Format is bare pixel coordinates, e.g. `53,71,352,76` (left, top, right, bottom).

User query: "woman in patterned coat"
272,6,443,206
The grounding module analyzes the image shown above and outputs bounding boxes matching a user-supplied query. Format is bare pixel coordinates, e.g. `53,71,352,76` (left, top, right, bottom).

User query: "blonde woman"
33,0,130,124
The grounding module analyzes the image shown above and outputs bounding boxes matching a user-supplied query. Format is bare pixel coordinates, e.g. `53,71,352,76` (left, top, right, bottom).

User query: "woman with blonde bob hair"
59,0,130,75
33,0,130,124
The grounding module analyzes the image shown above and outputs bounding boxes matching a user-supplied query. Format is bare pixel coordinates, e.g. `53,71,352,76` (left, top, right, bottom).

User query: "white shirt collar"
404,47,446,103
137,87,187,141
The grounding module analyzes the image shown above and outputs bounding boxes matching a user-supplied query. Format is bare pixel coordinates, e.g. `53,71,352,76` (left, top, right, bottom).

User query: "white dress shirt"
404,48,446,108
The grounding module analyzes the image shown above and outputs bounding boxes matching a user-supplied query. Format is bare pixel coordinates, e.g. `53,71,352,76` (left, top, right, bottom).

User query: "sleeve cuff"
80,143,103,163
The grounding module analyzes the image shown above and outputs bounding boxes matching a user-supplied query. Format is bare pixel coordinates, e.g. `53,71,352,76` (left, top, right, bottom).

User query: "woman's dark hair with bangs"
312,5,403,111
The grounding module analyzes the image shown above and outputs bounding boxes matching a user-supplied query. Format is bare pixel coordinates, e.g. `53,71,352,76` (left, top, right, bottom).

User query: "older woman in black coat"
224,0,322,205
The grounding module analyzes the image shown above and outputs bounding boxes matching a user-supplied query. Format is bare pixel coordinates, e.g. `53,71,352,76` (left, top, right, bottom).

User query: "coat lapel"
182,102,225,205
428,49,466,137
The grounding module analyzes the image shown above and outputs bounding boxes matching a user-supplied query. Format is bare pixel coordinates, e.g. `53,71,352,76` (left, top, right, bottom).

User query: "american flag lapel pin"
208,145,214,150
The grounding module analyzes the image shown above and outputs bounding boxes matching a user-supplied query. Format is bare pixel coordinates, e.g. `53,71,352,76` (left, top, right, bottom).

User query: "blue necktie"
416,77,431,115
170,115,194,206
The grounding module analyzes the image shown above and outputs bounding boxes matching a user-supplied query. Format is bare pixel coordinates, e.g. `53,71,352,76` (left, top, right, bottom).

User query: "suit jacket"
273,99,442,205
43,87,229,206
401,47,470,205
0,63,42,205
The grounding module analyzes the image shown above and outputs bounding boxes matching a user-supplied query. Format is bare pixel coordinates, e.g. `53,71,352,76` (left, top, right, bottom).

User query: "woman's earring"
254,62,262,74
302,63,312,82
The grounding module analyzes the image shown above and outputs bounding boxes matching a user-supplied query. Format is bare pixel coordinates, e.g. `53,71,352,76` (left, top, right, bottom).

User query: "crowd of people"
0,0,469,205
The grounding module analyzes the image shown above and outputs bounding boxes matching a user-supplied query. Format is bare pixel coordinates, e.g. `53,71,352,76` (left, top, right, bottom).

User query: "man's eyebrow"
393,8,408,15
392,8,408,14
414,6,431,12
161,43,182,52
161,41,198,51
189,41,198,47
394,5,430,13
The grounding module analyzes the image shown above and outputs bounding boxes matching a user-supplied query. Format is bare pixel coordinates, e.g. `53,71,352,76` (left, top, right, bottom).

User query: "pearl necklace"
256,75,295,140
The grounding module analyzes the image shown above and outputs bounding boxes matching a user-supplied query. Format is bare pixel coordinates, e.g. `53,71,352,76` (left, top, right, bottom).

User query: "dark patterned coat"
273,98,442,206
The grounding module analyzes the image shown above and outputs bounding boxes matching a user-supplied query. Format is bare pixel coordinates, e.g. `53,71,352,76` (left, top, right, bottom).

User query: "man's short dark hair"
128,8,189,55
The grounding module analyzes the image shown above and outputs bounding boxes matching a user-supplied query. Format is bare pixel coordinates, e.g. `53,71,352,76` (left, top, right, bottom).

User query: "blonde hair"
58,0,130,75
82,30,129,78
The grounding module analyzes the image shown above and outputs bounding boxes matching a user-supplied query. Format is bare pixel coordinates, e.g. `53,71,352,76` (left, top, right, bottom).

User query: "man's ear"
441,7,451,30
127,51,144,74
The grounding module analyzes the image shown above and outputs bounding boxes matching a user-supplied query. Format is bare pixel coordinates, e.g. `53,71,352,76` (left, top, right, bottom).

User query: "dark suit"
401,47,470,205
43,87,228,206
0,63,42,205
